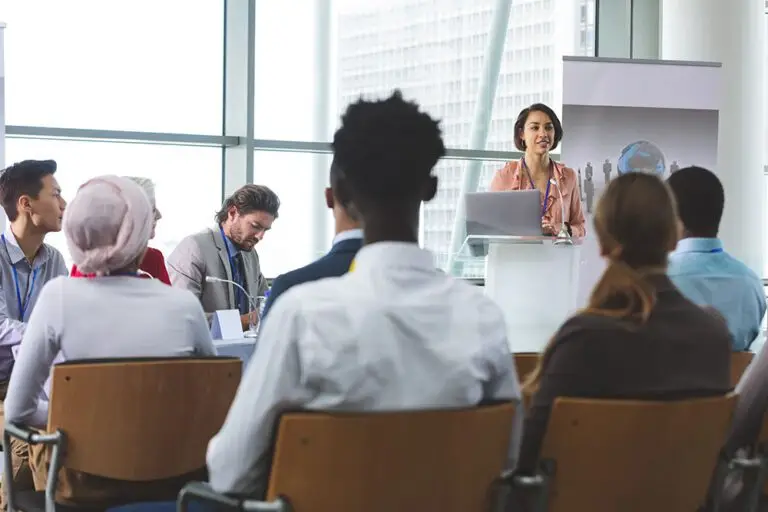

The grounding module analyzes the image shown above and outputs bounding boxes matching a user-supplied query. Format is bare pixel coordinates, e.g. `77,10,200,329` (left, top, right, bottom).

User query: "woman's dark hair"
215,184,280,224
524,172,679,394
513,103,564,152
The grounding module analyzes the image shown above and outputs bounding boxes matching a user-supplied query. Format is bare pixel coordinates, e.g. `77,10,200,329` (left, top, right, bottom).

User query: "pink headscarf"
64,175,153,275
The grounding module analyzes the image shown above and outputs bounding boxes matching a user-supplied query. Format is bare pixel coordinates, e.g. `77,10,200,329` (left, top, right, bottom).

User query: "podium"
464,235,582,353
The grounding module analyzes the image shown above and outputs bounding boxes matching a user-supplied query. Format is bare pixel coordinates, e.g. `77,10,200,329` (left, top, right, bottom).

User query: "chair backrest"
47,357,241,481
265,402,516,512
730,351,754,388
539,394,736,512
514,352,540,383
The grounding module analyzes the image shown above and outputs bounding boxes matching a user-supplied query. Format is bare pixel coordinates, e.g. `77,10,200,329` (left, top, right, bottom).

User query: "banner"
560,56,723,306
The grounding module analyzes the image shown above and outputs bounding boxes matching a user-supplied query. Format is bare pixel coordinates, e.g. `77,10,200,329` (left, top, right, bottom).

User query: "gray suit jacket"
166,227,268,317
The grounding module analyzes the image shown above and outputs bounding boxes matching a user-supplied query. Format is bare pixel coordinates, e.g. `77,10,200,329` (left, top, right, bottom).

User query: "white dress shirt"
206,242,522,496
331,228,363,246
0,224,67,381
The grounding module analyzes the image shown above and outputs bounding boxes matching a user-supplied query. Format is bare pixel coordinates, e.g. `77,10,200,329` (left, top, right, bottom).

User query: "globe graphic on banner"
617,140,666,177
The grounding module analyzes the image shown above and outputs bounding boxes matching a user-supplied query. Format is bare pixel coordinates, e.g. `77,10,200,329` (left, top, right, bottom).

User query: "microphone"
205,276,262,337
137,269,154,279
549,178,573,246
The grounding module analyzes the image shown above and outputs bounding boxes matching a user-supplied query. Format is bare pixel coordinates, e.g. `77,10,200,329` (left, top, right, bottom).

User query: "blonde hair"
524,172,679,394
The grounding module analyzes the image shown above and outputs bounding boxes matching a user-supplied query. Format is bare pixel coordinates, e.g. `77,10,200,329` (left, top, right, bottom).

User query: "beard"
229,224,256,252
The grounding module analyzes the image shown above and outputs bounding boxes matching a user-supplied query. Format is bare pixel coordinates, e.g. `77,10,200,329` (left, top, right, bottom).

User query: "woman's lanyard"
1,235,38,322
219,226,244,307
521,159,553,219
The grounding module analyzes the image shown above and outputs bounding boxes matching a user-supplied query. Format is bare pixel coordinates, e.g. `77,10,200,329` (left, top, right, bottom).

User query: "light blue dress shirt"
668,237,766,351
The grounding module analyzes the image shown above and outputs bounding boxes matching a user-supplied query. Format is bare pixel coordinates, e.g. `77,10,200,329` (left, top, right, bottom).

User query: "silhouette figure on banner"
585,162,593,187
603,158,612,184
578,168,583,200
669,160,679,174
584,174,595,214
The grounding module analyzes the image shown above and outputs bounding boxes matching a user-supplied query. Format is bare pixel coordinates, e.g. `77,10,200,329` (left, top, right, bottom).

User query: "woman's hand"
541,220,556,235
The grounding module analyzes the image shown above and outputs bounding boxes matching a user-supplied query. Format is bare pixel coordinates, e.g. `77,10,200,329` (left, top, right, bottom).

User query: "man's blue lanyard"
219,226,244,308
2,234,38,322
707,248,723,253
522,159,553,219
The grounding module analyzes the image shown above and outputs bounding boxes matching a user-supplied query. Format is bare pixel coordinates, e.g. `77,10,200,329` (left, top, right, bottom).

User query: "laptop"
464,190,542,237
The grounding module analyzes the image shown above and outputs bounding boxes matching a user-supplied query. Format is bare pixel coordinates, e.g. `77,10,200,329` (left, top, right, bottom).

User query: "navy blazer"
261,237,363,319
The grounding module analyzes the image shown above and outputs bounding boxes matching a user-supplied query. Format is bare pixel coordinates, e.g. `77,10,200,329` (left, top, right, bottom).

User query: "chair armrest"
178,482,242,510
731,456,765,470
499,461,556,512
3,425,64,512
512,474,547,487
4,423,61,445
177,482,290,512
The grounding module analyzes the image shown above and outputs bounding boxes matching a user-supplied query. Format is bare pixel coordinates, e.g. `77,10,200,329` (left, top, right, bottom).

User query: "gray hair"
123,176,156,208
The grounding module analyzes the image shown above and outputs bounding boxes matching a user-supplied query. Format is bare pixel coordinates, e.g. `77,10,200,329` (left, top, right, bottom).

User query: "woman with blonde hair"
516,171,731,474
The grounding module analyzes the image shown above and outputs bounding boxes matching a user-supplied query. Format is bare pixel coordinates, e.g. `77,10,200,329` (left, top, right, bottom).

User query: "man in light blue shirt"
667,166,765,351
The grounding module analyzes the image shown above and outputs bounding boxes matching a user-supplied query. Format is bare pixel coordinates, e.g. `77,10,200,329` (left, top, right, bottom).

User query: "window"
2,1,223,133
423,158,511,273
5,139,222,266
254,0,596,150
251,151,335,277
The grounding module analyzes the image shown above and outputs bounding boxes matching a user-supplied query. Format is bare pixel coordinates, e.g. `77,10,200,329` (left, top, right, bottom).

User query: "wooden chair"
514,352,540,384
731,351,754,388
178,402,517,512
3,356,242,512
727,409,768,512
511,394,737,512
514,353,540,410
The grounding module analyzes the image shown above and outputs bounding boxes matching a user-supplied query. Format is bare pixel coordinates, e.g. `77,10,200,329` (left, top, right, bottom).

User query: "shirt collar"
352,242,435,274
2,223,49,266
217,225,241,256
332,229,363,246
673,237,724,255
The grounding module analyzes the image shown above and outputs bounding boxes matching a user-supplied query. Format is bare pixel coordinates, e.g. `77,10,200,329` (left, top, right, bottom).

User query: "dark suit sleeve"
261,274,288,320
517,320,600,473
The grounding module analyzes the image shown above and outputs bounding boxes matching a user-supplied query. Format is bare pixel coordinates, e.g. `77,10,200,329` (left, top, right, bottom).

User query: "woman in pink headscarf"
70,176,171,284
2,176,216,505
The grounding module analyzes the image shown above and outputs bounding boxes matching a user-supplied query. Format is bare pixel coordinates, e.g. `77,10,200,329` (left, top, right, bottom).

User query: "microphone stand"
205,276,262,338
549,178,573,246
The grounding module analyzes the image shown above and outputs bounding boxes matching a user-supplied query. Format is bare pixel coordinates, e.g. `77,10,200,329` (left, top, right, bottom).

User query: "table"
214,338,257,367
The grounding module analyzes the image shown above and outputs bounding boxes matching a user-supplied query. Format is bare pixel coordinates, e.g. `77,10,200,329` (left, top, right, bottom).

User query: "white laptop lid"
464,190,542,237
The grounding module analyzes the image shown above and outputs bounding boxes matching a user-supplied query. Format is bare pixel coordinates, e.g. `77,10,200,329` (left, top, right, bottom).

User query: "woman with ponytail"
516,171,732,474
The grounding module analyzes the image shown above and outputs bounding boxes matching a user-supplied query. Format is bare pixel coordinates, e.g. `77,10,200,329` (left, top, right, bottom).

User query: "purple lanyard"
522,159,553,219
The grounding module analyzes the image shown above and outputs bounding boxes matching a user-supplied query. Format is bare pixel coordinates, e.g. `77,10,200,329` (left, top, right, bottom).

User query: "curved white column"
661,0,765,275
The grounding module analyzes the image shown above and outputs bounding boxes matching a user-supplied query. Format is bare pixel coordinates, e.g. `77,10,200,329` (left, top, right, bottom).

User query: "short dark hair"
332,90,445,204
329,159,359,221
666,166,724,237
513,103,564,152
0,160,58,222
215,184,280,224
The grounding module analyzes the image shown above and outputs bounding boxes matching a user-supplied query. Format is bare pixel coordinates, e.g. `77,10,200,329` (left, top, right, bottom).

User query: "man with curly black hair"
206,91,522,498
